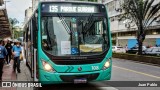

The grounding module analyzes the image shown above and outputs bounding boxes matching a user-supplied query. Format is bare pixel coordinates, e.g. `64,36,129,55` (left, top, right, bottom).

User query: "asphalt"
35,58,160,90
4,57,159,90
112,58,160,81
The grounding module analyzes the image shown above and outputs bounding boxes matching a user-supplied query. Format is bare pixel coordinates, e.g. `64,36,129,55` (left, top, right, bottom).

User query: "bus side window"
32,14,38,49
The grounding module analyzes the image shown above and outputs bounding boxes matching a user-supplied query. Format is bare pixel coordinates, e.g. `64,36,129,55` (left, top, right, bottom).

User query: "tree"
9,18,19,39
120,0,160,55
13,27,23,39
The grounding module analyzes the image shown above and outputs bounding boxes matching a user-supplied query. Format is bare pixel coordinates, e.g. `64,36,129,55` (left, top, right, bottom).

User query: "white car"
112,46,126,53
144,47,160,56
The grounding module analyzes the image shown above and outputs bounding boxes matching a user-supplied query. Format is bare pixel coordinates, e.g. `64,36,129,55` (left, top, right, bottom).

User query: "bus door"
31,15,38,81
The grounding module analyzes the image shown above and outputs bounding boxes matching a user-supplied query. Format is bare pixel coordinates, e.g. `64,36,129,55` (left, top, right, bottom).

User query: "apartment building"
32,0,96,11
24,7,32,22
98,0,160,48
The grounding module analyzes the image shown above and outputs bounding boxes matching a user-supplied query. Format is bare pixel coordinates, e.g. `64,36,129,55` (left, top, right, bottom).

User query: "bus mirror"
34,12,38,31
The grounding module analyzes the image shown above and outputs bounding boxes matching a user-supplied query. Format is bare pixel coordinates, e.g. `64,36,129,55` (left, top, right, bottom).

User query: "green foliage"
14,30,23,39
9,18,19,27
9,18,19,39
120,0,160,54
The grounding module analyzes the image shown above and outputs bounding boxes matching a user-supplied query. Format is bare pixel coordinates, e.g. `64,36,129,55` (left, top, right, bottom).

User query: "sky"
6,0,32,27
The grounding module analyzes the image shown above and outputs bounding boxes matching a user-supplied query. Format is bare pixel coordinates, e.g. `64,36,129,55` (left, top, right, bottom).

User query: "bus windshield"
41,14,109,56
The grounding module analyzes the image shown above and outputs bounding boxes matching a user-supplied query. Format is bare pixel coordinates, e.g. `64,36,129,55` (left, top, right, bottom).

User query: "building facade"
24,7,32,22
32,0,95,11
0,0,11,39
32,0,67,11
98,0,160,48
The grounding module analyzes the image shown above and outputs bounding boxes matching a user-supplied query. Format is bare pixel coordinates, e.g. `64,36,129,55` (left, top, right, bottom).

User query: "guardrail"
113,53,160,65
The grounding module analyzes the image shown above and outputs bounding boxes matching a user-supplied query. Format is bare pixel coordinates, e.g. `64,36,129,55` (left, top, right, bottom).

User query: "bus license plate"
74,78,87,84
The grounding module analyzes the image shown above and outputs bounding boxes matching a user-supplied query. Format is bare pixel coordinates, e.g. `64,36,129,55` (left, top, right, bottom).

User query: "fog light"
102,59,111,70
42,60,55,72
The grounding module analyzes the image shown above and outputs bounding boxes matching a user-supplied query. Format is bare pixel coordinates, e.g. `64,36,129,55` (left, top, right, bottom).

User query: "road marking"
99,87,119,90
113,65,160,79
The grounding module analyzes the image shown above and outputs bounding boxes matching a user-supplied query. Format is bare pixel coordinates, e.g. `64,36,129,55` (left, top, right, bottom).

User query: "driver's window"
41,19,48,50
95,21,103,35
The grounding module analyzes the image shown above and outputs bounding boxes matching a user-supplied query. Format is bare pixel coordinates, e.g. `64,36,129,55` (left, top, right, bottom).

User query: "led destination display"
41,3,101,13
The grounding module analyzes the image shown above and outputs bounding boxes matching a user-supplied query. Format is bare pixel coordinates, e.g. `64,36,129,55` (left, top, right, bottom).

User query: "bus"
23,1,112,84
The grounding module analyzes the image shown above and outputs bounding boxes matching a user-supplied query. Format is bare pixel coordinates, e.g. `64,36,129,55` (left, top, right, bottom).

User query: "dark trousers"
6,54,11,64
0,59,4,80
13,57,20,72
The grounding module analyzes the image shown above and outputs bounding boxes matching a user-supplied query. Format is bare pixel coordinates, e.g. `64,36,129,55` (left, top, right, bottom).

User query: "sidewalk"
0,60,16,90
17,59,33,90
0,59,33,90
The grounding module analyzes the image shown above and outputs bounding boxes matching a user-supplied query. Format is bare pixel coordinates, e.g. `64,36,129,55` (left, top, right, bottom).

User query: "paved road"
34,58,160,90
107,58,160,90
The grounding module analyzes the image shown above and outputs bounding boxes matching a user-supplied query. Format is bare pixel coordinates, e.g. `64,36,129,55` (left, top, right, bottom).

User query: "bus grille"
60,73,99,82
44,50,107,65
53,60,102,65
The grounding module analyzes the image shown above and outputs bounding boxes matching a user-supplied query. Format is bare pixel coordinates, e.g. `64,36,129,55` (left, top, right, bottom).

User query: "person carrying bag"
19,53,23,61
0,40,8,81
12,41,22,73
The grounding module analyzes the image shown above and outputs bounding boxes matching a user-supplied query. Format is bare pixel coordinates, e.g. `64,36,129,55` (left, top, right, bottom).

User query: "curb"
112,53,160,65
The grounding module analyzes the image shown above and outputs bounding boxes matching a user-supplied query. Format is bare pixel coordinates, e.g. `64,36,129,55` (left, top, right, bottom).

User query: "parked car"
112,46,126,53
144,47,160,56
126,46,147,54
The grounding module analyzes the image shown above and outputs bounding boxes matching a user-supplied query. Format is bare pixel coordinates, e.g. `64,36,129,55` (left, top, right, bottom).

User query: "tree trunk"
137,22,144,55
138,41,142,55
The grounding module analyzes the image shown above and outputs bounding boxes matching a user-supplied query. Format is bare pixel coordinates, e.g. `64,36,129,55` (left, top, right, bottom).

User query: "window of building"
146,29,160,35
118,31,136,37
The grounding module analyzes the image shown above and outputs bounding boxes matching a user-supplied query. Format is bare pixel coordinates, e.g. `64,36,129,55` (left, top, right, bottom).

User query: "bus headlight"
102,59,111,70
42,60,55,72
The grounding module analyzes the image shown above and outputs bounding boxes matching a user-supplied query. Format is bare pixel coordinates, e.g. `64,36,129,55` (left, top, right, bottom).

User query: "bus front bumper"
39,68,111,84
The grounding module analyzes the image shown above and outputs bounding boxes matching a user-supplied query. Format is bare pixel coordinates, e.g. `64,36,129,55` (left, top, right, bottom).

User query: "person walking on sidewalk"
5,40,12,66
0,40,8,81
12,41,22,73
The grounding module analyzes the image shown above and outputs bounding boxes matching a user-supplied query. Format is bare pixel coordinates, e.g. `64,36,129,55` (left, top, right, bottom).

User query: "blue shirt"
12,45,22,57
0,45,8,59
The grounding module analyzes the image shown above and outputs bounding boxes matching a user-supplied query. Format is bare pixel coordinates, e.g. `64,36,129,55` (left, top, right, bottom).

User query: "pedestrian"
5,40,12,66
12,41,22,73
2,40,5,46
125,44,128,51
0,40,8,81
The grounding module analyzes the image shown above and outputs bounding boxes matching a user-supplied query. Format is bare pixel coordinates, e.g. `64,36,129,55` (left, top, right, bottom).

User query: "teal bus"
23,1,112,84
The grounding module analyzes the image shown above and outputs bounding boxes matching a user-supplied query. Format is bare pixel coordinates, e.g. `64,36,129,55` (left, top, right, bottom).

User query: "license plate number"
74,78,87,84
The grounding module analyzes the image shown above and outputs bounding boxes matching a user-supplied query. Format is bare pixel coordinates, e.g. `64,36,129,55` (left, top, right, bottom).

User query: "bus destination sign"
41,3,99,13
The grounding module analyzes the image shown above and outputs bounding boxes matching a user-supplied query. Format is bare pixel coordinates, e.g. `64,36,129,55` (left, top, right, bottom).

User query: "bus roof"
23,1,105,30
40,1,103,5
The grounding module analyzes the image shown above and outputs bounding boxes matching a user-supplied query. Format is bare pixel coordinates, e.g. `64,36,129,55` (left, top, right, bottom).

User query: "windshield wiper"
83,14,94,34
58,14,73,34
45,18,52,49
